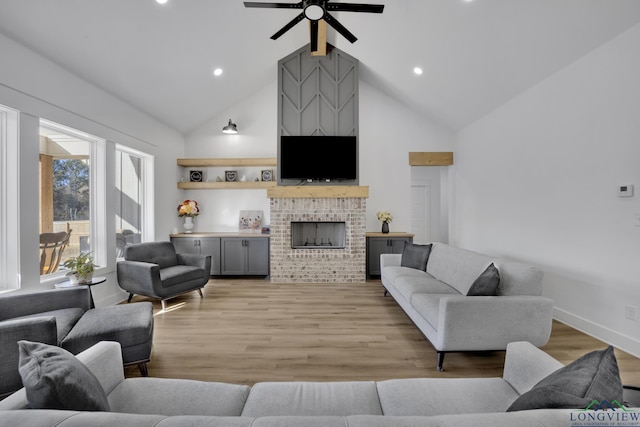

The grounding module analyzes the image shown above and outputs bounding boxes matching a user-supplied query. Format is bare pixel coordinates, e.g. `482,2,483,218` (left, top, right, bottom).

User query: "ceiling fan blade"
244,2,303,9
326,3,384,13
323,12,358,43
271,12,306,40
310,19,319,52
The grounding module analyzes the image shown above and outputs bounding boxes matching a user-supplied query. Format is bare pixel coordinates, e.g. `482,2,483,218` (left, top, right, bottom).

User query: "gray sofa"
381,242,554,371
0,287,153,397
0,340,580,426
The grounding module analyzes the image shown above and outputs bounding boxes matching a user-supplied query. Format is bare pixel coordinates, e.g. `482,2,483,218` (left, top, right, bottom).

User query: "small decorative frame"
225,170,238,182
261,169,273,182
239,210,263,230
189,170,203,182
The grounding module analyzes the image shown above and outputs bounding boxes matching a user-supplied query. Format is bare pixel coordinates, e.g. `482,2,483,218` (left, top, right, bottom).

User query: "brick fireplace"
268,187,368,283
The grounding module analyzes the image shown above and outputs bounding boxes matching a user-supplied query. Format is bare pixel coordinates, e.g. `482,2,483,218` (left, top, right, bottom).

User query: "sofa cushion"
13,308,85,344
108,378,250,416
494,261,544,296
466,263,500,296
381,266,431,284
426,243,495,295
409,294,445,330
160,265,206,288
17,340,110,411
241,381,383,416
394,276,458,302
377,378,519,416
400,242,432,271
507,346,623,411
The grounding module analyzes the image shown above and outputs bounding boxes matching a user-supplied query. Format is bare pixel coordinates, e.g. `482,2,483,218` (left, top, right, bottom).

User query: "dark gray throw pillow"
507,346,623,411
467,263,500,296
18,340,110,411
400,242,432,271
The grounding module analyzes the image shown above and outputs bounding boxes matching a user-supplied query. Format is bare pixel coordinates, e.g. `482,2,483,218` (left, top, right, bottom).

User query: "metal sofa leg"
127,293,134,303
437,351,446,372
197,288,203,298
383,289,388,296
161,300,167,311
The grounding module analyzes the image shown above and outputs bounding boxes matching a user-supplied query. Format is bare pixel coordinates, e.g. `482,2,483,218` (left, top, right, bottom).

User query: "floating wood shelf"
177,158,277,167
178,181,277,190
267,186,369,199
409,152,454,166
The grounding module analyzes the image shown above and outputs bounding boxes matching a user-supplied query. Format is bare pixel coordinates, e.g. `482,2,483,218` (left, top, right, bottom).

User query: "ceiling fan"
244,0,384,52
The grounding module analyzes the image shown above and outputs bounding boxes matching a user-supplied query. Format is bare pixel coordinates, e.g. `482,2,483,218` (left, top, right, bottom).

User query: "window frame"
0,105,20,291
115,143,154,252
39,119,107,282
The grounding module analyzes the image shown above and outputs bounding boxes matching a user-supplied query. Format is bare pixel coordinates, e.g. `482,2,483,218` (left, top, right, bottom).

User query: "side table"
55,276,106,308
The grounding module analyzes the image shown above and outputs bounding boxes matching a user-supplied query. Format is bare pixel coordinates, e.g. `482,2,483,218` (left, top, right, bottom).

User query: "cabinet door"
199,237,221,275
245,237,270,276
171,237,199,254
220,238,246,275
366,238,389,277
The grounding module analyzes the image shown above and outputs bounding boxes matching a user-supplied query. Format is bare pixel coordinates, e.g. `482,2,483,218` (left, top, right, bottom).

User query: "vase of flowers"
377,211,392,234
177,199,200,234
62,252,97,285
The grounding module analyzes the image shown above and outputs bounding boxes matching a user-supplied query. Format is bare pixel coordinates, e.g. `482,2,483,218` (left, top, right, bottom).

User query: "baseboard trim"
554,308,640,358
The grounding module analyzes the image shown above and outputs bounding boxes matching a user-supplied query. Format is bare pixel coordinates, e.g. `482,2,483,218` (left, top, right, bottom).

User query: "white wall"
454,23,640,356
0,33,185,305
184,78,454,235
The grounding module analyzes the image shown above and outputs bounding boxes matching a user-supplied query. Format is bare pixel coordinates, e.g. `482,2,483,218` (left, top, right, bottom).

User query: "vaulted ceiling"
1,0,640,135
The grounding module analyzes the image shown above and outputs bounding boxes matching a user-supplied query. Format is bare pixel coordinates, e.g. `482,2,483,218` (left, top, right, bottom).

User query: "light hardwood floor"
125,278,640,385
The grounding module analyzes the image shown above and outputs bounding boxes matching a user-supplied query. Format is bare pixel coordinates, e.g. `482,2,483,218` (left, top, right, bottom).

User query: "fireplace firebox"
291,221,346,249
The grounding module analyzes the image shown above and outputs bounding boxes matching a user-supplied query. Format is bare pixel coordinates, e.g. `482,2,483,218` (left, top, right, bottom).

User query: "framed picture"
225,170,238,182
239,210,263,230
261,169,273,182
189,170,203,182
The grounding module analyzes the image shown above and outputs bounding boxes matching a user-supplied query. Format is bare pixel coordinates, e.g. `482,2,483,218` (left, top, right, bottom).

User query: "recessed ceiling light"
156,0,168,4
213,68,223,77
413,67,423,76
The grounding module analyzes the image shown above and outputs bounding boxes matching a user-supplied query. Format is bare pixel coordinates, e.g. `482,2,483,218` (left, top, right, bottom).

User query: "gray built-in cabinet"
366,233,414,278
170,235,270,277
220,237,270,276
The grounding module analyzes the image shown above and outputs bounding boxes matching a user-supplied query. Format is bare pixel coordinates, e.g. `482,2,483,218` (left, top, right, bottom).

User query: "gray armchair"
117,241,211,310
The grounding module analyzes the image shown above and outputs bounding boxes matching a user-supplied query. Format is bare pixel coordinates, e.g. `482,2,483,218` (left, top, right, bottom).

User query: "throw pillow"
17,340,110,411
507,346,623,411
466,263,500,296
400,242,433,271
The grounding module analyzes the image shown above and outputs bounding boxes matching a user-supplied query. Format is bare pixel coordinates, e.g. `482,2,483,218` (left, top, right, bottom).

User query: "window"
0,104,19,290
39,120,106,279
115,144,153,258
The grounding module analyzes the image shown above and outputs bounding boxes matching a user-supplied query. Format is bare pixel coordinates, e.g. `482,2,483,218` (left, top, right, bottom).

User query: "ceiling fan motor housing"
304,0,326,21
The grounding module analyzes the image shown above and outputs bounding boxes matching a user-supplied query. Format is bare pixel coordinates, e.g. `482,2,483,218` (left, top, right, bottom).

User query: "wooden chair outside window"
39,228,72,275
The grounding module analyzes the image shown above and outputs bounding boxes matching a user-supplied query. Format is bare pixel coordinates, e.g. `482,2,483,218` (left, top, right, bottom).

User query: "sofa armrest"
76,341,125,396
380,254,402,270
177,253,211,273
435,296,554,352
116,260,163,297
503,341,563,395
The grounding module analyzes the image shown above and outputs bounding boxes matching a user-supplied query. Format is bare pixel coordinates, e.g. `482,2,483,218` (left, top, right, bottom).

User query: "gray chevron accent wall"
277,44,359,185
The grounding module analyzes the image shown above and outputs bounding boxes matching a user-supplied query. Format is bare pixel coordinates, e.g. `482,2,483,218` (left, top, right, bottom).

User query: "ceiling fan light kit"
244,0,384,50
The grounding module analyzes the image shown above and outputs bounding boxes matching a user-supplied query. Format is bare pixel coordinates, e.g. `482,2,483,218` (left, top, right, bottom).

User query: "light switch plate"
618,185,634,197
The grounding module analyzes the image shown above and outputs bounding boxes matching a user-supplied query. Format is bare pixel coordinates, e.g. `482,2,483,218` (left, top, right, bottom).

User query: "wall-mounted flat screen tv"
280,135,357,181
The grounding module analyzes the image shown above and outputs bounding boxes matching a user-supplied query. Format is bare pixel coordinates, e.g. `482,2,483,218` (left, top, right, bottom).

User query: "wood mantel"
267,186,369,198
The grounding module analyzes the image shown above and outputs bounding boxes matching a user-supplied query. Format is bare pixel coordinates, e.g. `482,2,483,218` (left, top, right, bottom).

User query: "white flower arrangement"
377,211,393,224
